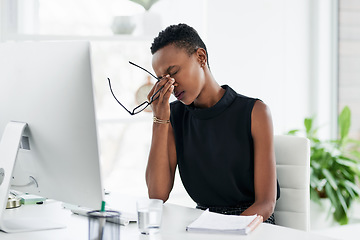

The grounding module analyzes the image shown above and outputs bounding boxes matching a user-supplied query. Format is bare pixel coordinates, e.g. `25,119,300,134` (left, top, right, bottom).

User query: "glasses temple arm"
107,78,134,115
129,61,160,81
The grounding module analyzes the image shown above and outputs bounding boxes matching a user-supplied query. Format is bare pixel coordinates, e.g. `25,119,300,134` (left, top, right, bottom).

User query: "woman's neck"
193,73,225,108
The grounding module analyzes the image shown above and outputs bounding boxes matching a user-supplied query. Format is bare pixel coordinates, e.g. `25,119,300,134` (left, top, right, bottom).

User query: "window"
1,0,201,207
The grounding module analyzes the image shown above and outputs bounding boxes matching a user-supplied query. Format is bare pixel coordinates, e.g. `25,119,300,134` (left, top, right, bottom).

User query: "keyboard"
62,203,137,226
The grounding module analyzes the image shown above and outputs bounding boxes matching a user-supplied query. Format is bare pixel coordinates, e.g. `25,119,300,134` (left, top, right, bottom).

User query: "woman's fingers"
149,75,174,103
160,77,175,101
147,76,165,101
148,76,175,119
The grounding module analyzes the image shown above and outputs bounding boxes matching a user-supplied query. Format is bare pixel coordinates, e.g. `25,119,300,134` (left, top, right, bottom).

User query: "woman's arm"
146,122,177,201
241,100,277,221
145,76,177,202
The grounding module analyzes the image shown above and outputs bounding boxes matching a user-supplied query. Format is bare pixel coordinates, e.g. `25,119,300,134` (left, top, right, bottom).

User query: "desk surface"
0,196,337,240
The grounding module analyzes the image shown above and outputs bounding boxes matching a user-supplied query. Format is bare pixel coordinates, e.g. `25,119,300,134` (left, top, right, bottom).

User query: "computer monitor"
0,41,104,232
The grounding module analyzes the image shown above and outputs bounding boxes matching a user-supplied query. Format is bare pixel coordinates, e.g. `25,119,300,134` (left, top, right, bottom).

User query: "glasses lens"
133,102,149,114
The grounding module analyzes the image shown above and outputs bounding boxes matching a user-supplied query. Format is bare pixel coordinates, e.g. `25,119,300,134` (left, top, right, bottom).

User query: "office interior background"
1,0,359,229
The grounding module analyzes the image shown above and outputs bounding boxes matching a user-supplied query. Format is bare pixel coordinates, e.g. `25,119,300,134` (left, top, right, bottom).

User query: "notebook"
186,209,263,235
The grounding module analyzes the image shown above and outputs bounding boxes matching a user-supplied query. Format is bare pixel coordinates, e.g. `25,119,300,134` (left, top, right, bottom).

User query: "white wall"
150,0,336,137
309,0,338,140
0,0,15,39
206,0,310,135
339,0,360,139
0,0,4,41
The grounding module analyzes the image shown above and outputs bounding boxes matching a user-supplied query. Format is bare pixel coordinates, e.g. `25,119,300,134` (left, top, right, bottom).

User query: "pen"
245,215,263,234
98,201,106,240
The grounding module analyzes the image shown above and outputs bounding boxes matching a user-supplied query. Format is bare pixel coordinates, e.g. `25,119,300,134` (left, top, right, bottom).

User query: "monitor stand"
0,121,65,233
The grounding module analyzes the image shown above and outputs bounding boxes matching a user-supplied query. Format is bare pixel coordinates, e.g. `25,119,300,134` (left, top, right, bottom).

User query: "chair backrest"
274,135,310,231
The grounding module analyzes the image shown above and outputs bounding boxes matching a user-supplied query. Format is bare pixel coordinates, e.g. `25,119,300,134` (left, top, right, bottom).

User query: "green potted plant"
129,0,159,11
288,106,360,225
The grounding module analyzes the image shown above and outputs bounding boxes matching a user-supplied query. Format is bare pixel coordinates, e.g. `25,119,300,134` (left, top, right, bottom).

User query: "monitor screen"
0,41,104,231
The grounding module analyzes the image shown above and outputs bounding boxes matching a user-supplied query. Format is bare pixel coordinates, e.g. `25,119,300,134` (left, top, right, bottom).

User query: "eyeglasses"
107,61,164,115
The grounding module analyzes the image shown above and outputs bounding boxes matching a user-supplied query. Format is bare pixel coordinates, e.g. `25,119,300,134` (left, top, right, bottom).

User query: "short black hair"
151,23,209,66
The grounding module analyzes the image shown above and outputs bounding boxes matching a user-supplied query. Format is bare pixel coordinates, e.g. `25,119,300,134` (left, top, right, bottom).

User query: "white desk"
0,197,338,240
313,223,360,240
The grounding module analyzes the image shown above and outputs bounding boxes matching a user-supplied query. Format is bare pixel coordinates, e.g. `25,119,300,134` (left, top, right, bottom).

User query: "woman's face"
152,44,205,105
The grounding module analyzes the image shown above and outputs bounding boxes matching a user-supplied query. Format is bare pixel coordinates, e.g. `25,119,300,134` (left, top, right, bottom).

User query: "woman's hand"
147,75,175,120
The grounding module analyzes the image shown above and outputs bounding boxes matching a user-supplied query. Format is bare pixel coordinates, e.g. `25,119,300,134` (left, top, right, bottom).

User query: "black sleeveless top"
170,85,279,207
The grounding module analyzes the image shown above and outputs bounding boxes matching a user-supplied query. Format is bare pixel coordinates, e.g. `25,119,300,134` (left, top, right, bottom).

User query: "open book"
186,209,263,235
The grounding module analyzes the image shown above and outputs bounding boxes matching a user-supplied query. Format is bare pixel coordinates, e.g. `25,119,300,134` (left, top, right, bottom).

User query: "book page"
187,209,258,231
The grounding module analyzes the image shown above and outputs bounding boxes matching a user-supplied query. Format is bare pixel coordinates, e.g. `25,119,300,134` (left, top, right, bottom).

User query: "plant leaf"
339,167,355,181
343,183,356,199
325,183,338,208
339,106,351,141
325,183,348,224
322,168,338,190
304,118,313,134
344,180,360,196
336,158,357,168
336,189,348,213
287,129,299,135
334,207,348,225
346,138,360,145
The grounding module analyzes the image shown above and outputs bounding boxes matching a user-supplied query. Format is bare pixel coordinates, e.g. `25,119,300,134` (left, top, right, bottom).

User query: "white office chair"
274,135,310,231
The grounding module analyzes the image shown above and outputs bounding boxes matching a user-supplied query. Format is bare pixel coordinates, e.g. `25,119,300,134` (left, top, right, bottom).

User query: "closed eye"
166,65,180,78
170,70,178,77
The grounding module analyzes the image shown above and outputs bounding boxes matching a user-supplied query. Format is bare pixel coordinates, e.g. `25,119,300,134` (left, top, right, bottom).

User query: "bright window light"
38,0,144,35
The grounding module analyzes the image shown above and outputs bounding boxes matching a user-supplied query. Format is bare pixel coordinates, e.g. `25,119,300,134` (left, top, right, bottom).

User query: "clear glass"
136,199,163,234
88,210,120,240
